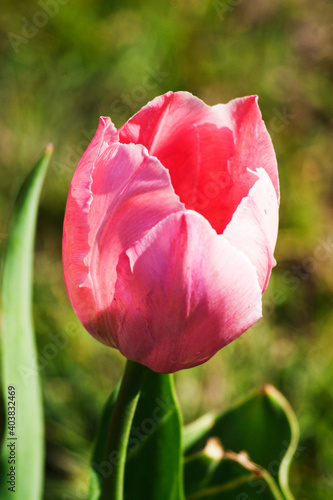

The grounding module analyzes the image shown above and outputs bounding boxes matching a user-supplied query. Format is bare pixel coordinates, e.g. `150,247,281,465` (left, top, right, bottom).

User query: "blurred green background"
0,0,332,498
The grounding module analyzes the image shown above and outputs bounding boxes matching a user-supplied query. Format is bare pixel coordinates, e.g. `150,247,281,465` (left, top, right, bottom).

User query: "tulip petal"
115,92,278,235
115,92,238,232
107,210,262,373
63,117,117,343
215,95,280,200
224,167,279,292
64,135,184,344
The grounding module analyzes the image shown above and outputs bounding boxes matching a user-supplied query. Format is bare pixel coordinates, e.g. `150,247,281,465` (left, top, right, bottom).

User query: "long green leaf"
0,145,53,500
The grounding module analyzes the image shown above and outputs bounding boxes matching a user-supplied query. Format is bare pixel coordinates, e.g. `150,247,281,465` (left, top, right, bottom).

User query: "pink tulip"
63,91,279,373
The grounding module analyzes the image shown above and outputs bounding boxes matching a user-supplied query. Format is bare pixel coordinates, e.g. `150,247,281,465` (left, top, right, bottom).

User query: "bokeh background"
0,0,333,498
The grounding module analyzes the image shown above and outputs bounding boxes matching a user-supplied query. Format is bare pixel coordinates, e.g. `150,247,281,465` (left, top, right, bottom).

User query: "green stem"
100,360,147,500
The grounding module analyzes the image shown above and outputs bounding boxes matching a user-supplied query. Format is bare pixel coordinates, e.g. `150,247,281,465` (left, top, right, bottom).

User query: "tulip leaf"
89,370,184,500
184,385,299,500
184,444,284,500
0,146,53,500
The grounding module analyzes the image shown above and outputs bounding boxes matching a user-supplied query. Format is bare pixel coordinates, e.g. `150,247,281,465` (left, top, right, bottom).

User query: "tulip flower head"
63,92,279,373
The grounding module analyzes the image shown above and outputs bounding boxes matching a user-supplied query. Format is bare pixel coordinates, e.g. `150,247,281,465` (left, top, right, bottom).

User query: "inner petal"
116,92,258,233
149,121,241,233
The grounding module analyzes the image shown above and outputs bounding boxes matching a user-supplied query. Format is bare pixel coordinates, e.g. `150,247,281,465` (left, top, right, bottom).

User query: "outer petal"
216,95,280,200
63,117,117,343
223,168,279,292
63,127,184,344
105,210,262,373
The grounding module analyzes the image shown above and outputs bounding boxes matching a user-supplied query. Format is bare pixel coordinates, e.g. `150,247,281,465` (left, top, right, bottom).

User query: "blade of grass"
0,145,53,500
